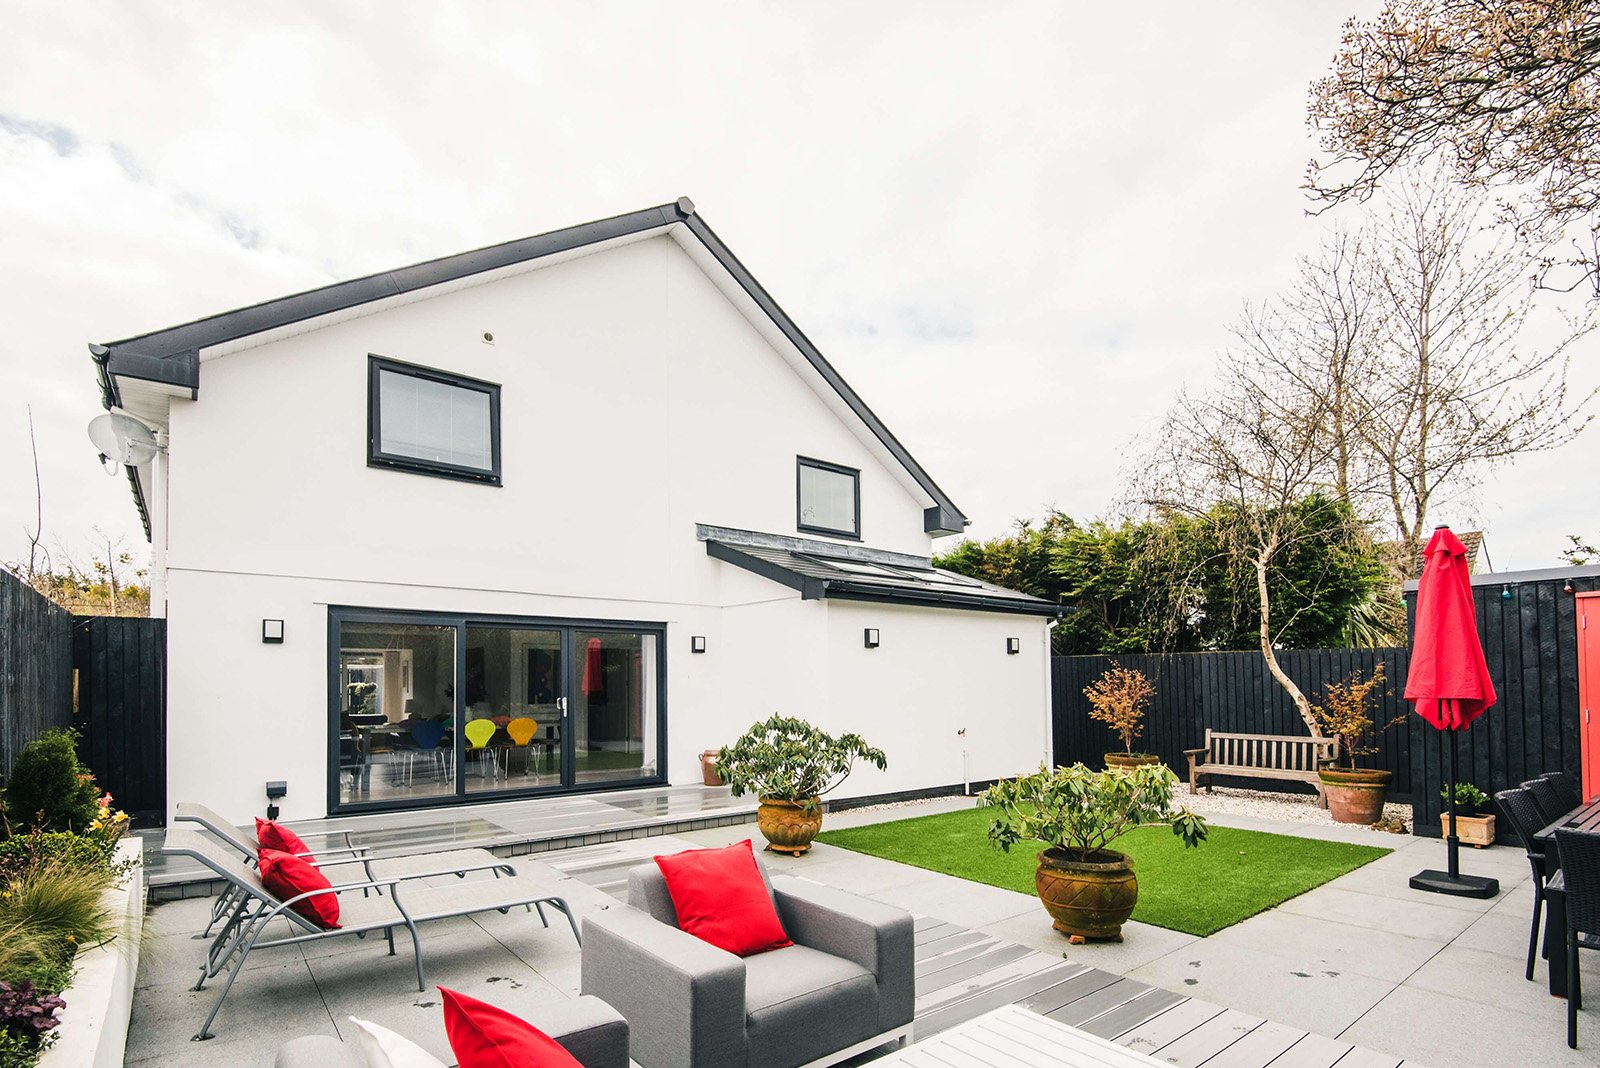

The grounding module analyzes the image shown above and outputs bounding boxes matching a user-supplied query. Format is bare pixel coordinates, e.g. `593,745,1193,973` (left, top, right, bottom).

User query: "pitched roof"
91,198,969,539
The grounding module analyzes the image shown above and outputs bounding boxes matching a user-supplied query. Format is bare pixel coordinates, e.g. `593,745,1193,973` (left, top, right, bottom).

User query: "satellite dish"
87,412,160,467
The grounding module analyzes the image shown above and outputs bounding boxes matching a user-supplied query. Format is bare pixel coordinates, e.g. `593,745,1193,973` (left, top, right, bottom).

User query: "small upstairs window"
797,456,860,539
368,356,501,485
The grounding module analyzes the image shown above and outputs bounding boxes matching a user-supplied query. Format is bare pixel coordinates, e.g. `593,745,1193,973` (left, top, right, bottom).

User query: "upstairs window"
368,356,501,485
797,456,860,539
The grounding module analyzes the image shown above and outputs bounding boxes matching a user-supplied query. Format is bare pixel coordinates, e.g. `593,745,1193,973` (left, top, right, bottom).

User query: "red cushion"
653,839,792,957
257,847,340,929
439,987,582,1068
256,818,313,861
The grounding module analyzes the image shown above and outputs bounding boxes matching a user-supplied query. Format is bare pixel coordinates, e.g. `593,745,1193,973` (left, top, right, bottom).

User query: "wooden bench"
1183,730,1336,807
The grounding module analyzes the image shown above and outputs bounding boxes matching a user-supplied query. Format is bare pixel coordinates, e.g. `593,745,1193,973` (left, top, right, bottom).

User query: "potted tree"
1441,783,1496,846
717,715,886,855
1084,666,1159,769
1311,664,1402,824
981,762,1207,943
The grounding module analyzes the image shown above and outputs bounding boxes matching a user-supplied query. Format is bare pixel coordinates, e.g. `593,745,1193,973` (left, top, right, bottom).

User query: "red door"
1581,593,1600,801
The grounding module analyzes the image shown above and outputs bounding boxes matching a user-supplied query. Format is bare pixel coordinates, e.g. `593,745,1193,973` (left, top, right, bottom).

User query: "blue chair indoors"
403,719,449,787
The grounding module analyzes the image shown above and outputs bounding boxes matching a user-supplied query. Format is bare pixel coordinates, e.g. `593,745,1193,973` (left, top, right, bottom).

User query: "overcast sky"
2,2,1594,575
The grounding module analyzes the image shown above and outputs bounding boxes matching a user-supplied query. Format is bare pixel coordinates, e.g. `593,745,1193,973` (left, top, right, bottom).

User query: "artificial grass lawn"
816,806,1390,937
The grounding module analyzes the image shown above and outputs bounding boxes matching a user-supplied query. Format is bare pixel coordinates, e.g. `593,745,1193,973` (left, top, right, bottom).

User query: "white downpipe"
1043,617,1059,767
958,727,969,795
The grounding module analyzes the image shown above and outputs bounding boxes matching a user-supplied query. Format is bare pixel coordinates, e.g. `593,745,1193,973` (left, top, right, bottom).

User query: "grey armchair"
581,858,914,1068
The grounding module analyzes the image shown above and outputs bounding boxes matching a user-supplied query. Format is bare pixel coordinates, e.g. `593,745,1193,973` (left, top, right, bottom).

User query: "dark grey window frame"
327,605,669,817
367,355,502,485
796,456,861,540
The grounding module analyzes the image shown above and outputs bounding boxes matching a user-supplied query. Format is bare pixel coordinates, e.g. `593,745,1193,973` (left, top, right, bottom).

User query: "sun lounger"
163,826,580,1041
173,802,513,938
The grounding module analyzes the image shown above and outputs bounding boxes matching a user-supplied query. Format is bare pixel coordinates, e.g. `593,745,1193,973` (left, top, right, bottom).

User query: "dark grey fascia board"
825,582,1061,616
923,505,965,538
87,344,153,540
705,540,827,599
679,212,970,531
92,202,685,375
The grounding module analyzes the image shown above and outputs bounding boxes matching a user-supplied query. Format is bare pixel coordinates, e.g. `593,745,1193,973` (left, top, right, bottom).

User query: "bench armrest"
773,875,914,1031
581,905,746,1068
1182,748,1208,759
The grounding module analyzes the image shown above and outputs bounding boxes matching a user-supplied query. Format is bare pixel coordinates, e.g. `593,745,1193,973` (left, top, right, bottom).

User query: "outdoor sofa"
273,994,628,1068
163,825,580,1041
581,858,914,1068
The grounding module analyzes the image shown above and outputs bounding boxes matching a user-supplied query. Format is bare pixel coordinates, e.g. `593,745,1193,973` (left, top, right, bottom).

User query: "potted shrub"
717,715,886,855
1310,664,1402,824
1441,783,1496,847
981,762,1206,943
1084,666,1159,769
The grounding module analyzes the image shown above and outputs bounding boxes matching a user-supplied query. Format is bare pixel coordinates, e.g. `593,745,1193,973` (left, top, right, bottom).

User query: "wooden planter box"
1440,813,1496,847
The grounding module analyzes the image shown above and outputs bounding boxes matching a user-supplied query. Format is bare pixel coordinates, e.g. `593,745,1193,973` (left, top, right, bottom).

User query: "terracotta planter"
1440,812,1496,847
757,797,823,855
699,749,724,787
1319,769,1393,825
1034,847,1138,943
1103,753,1161,770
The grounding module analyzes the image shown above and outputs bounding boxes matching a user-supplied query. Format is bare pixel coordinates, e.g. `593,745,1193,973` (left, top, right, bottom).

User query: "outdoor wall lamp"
691,635,707,654
1006,637,1021,655
265,780,287,821
863,628,880,649
262,619,285,644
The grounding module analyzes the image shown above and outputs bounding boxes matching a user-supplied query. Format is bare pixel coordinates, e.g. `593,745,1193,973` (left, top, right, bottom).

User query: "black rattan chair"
1541,771,1582,814
1497,787,1552,981
1523,777,1568,826
1553,829,1600,1048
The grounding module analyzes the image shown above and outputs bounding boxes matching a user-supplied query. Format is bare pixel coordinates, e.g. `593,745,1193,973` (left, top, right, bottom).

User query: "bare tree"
1308,0,1600,293
1358,172,1595,572
1141,364,1362,734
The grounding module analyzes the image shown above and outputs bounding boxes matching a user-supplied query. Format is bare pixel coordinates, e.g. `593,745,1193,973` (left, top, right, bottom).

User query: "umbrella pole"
1446,727,1460,879
1409,721,1497,898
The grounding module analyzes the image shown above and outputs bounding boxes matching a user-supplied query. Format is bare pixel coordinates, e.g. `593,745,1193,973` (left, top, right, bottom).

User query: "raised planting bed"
37,839,144,1068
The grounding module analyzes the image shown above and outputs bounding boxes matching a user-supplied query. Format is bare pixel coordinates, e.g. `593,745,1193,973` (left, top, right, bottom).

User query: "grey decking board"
1116,998,1227,1055
1328,1048,1403,1068
915,944,1035,992
911,961,1090,1039
1150,1007,1263,1067
1042,978,1153,1028
1200,1020,1308,1067
915,930,993,960
1017,967,1123,1016
1261,1033,1358,1068
1075,988,1188,1041
914,921,959,945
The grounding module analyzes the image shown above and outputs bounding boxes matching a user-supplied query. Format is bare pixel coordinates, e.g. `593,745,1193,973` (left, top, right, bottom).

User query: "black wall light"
691,635,707,654
262,619,285,644
265,780,287,821
863,628,880,649
1006,637,1021,655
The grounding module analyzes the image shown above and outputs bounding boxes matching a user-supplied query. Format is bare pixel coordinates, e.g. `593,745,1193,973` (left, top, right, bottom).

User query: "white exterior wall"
156,235,1050,822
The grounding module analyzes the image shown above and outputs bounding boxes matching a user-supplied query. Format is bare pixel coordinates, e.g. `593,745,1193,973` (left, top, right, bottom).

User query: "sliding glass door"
330,608,665,813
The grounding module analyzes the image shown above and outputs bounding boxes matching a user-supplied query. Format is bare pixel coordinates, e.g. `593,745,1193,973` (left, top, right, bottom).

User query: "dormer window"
797,456,860,539
368,355,501,485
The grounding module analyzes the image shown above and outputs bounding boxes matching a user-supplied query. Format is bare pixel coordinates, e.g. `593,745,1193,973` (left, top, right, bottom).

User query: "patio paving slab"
1338,981,1599,1068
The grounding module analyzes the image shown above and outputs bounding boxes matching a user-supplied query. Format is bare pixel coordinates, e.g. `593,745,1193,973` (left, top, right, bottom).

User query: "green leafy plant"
0,980,65,1059
717,715,886,812
1442,782,1491,816
1083,666,1155,755
982,762,1208,861
3,731,99,834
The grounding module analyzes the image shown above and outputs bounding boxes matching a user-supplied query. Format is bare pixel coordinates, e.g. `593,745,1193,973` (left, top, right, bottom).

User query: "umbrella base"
1410,869,1499,899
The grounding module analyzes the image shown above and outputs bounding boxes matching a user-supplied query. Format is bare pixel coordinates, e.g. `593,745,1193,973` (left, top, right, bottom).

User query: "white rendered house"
89,199,1056,824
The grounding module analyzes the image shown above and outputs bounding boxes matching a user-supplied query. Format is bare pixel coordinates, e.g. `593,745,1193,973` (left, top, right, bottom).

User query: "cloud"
0,1,1593,573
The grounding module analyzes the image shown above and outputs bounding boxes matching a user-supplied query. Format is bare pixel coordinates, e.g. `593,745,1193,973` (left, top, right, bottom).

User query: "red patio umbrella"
1405,526,1500,899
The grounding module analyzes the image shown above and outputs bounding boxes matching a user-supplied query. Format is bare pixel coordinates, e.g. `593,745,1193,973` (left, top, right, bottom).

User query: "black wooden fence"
1052,566,1600,842
0,570,72,776
72,615,166,824
1053,648,1414,799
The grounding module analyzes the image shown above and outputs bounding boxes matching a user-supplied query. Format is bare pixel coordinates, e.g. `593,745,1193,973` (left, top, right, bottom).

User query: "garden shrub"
3,731,99,834
0,980,65,1062
0,861,115,955
0,832,116,885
